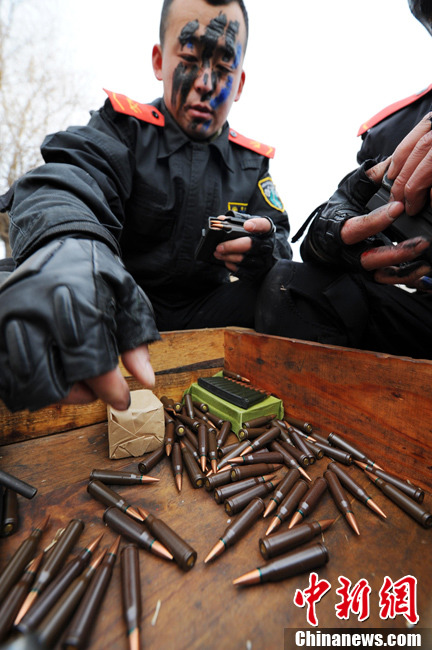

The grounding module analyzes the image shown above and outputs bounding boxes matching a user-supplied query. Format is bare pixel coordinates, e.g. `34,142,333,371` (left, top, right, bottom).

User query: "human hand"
386,112,432,215
345,115,432,287
60,344,155,410
213,216,273,274
0,238,160,412
341,199,431,286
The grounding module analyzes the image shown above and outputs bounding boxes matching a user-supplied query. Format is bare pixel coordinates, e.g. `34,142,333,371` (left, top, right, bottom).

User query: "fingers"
242,217,272,234
389,130,432,213
385,114,432,215
213,217,270,267
360,236,431,272
60,367,130,410
84,367,131,410
374,261,431,286
341,201,404,246
387,113,432,181
214,235,252,266
121,344,155,388
365,157,392,185
417,275,432,292
59,382,98,406
58,345,156,411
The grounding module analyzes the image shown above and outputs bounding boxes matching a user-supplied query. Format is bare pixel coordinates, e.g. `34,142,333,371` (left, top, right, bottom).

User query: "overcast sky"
10,0,432,259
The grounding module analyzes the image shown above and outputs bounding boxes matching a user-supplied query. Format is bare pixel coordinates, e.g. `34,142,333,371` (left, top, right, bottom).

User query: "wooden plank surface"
1,329,431,649
223,330,432,492
1,421,431,649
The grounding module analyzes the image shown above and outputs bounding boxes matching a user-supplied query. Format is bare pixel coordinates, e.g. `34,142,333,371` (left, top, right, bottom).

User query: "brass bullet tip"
165,444,172,457
127,506,145,522
204,540,225,563
140,475,160,484
14,589,39,625
318,519,336,532
128,626,140,650
109,535,122,556
200,457,207,473
240,446,253,457
299,467,312,481
263,500,277,518
288,512,303,529
265,517,280,536
90,548,107,570
366,499,387,519
175,475,182,492
354,461,367,469
87,531,105,553
137,507,150,520
38,514,50,532
152,540,174,561
233,569,261,586
211,460,217,474
345,512,361,536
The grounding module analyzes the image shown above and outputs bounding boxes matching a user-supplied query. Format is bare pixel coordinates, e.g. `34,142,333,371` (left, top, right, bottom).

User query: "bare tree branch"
0,0,91,255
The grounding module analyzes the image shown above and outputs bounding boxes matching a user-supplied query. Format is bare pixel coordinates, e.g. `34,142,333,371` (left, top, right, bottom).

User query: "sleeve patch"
258,177,284,212
104,89,165,126
229,129,275,158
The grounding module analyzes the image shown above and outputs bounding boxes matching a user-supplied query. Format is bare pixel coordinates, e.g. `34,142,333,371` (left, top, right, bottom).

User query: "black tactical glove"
234,216,276,281
301,162,392,271
0,238,160,412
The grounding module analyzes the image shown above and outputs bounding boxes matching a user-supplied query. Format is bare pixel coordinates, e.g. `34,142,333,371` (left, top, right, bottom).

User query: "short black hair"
159,0,249,50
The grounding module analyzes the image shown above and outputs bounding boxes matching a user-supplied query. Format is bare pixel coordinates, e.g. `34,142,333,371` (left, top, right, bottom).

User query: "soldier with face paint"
0,0,291,414
256,0,432,360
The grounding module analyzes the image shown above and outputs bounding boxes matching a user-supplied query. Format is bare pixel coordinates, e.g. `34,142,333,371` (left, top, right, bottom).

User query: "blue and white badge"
258,177,284,212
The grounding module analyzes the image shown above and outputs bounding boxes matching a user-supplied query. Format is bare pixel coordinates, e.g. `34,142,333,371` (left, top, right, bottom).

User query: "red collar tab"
228,128,275,159
357,83,432,136
104,89,165,126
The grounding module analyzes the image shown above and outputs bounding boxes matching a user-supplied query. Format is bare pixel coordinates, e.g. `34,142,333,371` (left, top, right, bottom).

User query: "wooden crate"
1,329,431,649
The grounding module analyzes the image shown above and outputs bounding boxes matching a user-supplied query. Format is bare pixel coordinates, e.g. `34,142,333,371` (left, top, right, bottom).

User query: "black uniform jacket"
300,85,432,265
9,96,291,300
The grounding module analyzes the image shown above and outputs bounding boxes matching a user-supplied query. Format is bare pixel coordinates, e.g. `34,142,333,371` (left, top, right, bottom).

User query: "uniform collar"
155,99,234,170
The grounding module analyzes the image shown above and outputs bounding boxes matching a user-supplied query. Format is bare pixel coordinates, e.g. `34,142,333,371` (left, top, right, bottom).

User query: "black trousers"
148,279,259,331
255,260,432,360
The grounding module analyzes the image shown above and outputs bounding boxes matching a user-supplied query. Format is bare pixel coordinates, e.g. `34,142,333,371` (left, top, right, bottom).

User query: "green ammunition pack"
185,373,283,436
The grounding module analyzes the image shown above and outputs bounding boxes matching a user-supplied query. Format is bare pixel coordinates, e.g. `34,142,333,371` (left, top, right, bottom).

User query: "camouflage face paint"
200,13,228,64
210,75,233,109
172,13,241,110
224,20,240,63
172,62,199,108
179,20,199,47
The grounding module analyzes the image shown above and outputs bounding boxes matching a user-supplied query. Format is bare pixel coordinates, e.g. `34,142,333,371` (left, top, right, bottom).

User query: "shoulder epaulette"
228,128,275,159
104,89,165,126
357,83,432,136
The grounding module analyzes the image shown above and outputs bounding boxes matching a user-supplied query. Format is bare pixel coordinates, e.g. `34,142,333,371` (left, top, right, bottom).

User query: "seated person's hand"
213,216,275,277
341,195,431,288
341,118,432,288
0,238,159,412
386,112,432,215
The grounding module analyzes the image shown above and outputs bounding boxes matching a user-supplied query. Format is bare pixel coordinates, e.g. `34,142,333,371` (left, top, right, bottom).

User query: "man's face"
153,0,247,140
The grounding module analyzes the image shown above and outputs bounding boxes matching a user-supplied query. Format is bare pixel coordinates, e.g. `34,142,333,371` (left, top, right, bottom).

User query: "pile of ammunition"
0,379,431,649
